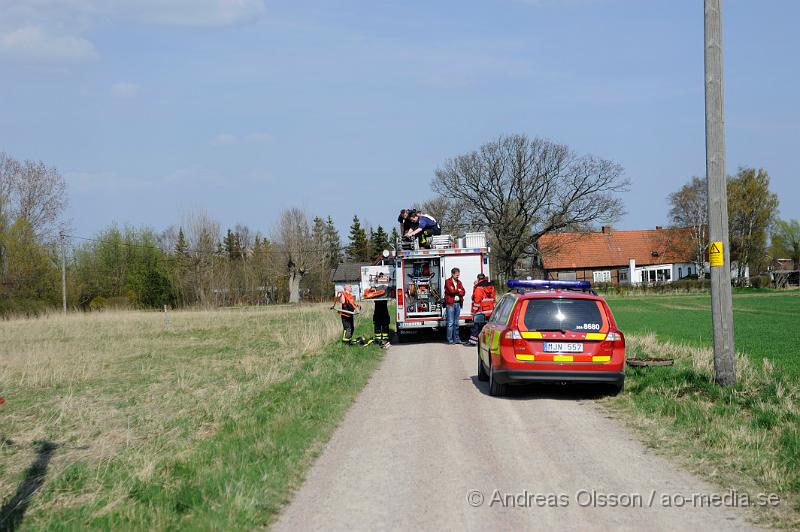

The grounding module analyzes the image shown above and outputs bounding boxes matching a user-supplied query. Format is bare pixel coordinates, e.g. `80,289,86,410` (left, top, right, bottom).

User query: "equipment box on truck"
395,233,490,339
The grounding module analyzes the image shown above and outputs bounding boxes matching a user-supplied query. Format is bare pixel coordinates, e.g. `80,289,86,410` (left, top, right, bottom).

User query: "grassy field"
607,290,800,377
0,304,384,530
601,290,800,527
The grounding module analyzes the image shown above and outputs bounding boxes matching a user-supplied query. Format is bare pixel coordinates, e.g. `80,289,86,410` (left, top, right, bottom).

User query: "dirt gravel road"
274,341,757,531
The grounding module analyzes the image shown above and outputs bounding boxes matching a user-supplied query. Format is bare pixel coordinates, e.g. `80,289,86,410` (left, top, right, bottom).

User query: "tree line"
0,151,402,314
3,134,796,314
668,167,799,279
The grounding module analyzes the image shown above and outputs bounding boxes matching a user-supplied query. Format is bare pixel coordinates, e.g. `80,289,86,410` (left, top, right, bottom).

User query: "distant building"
330,262,372,300
538,226,700,285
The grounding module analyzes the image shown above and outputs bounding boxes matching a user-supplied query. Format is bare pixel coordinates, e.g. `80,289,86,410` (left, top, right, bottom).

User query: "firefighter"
397,208,417,235
338,284,360,345
372,299,391,348
467,273,496,346
405,212,441,249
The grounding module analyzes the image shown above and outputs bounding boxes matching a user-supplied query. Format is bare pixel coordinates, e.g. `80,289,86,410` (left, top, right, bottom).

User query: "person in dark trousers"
397,208,418,234
338,284,360,345
467,274,496,346
405,212,441,249
372,299,391,348
444,267,465,344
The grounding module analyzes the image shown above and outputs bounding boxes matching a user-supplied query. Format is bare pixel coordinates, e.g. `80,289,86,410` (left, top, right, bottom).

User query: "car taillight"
606,332,622,342
397,288,403,308
501,329,526,350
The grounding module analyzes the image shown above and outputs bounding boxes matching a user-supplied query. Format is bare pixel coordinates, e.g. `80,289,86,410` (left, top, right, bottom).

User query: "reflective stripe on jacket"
471,281,496,316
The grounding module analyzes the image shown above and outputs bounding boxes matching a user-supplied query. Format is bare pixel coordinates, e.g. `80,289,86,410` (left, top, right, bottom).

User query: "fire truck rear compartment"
404,258,442,317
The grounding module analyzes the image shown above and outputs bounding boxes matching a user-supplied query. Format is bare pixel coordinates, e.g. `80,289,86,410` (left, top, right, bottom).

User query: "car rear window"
521,298,606,333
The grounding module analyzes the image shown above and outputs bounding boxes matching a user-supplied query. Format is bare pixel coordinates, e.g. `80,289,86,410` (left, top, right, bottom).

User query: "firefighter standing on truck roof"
338,284,360,345
397,208,417,235
405,212,441,249
467,273,496,346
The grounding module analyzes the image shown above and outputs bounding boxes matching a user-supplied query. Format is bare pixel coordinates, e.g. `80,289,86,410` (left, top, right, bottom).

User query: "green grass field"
607,290,800,377
0,305,384,530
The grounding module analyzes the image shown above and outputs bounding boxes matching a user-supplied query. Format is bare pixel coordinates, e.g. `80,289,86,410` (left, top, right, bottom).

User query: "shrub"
0,298,50,318
89,296,108,311
750,274,772,289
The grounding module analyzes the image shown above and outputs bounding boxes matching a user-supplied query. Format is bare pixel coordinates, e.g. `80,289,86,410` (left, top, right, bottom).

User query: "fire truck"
362,233,490,340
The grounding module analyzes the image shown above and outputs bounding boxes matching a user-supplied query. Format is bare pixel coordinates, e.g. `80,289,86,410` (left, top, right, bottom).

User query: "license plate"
543,342,583,353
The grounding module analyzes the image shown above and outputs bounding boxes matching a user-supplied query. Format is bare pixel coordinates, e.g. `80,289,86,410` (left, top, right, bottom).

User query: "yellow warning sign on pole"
708,241,724,267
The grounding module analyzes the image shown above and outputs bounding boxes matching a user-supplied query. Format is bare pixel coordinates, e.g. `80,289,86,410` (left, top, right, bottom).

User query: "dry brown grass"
0,304,342,518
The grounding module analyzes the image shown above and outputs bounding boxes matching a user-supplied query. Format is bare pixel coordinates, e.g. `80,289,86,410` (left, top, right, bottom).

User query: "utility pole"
704,0,736,386
60,230,67,315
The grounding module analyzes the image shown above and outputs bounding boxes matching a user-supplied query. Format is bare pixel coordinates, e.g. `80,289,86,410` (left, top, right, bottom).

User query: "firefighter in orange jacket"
338,284,361,345
467,274,496,346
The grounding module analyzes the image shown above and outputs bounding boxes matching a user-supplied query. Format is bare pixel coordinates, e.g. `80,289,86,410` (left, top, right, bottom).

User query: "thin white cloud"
245,132,272,143
0,0,266,64
211,132,272,146
212,133,239,146
0,26,97,63
132,0,266,28
111,82,140,98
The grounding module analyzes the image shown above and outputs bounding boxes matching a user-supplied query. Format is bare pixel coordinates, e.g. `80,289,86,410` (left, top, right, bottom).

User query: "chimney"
601,226,613,234
655,225,663,231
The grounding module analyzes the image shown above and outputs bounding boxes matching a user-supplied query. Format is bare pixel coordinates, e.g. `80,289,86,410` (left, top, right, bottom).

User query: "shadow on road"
394,328,474,346
0,440,58,532
469,375,612,401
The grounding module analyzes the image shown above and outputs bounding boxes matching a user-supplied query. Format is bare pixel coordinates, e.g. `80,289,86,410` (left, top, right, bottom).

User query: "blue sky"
1,0,798,239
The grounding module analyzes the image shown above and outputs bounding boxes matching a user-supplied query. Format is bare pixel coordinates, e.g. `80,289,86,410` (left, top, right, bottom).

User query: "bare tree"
432,134,628,279
0,153,67,239
234,223,253,257
182,210,221,305
668,176,708,275
275,207,311,304
412,197,467,237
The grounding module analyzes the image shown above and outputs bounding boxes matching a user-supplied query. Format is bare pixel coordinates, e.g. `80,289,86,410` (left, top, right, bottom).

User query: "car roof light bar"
507,279,592,291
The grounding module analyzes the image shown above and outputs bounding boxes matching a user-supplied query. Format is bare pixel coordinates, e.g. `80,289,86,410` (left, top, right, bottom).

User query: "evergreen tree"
311,217,326,249
347,215,369,262
307,216,330,299
372,225,390,257
325,216,342,268
175,227,188,256
223,228,242,260
390,227,400,251
368,228,375,261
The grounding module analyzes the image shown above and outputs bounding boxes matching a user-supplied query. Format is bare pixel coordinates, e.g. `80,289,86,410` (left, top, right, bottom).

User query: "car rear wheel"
607,380,624,396
477,345,488,382
488,354,507,397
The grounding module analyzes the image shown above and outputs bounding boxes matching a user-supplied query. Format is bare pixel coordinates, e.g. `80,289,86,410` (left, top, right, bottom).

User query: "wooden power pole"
704,0,736,386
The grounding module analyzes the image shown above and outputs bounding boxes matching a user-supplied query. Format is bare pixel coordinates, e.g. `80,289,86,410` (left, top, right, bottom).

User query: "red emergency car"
477,280,625,397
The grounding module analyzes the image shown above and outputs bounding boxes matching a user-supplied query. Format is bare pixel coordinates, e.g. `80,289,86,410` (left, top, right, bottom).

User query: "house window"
557,271,577,281
678,266,683,279
619,270,628,282
593,270,612,283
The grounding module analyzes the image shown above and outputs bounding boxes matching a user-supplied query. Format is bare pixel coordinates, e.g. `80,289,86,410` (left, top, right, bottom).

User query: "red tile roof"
538,227,695,270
